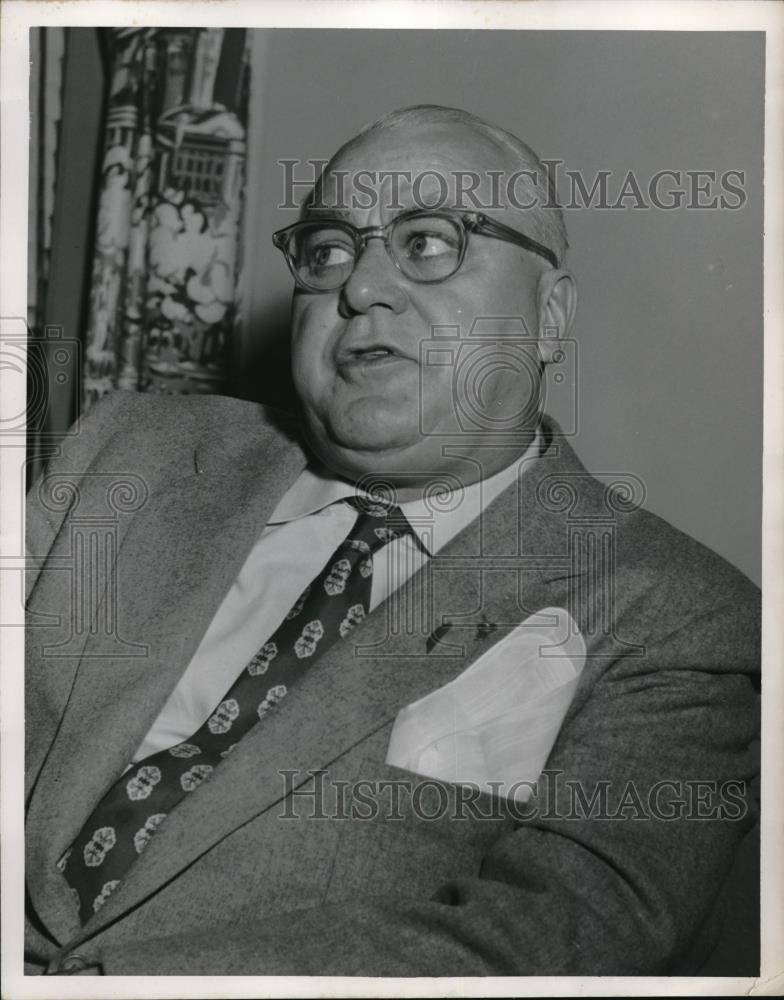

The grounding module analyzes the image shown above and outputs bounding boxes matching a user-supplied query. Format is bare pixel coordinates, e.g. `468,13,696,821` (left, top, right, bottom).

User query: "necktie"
59,497,412,923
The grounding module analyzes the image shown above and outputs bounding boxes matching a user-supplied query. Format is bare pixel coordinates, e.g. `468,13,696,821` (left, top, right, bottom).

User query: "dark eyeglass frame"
271,208,559,293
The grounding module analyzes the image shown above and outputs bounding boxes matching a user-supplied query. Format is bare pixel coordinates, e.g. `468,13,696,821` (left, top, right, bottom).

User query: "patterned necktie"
59,496,412,923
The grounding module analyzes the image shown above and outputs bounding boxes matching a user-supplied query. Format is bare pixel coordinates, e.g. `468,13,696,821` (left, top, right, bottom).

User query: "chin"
301,414,414,475
326,430,416,471
330,406,417,451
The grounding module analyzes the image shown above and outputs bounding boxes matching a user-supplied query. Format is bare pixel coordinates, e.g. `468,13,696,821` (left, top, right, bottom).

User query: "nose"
339,235,409,316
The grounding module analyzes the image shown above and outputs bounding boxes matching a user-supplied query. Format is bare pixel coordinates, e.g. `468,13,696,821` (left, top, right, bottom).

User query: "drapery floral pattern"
83,28,250,408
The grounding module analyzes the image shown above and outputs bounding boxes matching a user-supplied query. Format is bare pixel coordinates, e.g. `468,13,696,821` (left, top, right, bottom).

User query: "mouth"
336,344,409,369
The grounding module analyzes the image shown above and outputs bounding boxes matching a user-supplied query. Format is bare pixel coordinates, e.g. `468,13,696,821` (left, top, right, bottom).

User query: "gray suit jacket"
24,391,760,976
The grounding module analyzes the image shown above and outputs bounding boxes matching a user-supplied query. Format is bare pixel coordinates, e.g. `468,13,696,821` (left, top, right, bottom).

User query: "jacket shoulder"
616,501,759,611
535,431,759,669
44,391,302,474
541,429,758,607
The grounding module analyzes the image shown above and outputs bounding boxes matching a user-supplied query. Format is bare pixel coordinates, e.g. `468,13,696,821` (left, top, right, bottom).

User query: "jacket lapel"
25,413,308,943
70,427,588,938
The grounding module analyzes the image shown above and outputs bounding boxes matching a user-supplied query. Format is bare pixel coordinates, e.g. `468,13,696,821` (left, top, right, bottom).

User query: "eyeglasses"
271,208,559,293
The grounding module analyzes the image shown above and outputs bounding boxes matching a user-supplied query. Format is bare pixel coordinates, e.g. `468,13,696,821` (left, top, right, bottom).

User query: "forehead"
311,121,516,218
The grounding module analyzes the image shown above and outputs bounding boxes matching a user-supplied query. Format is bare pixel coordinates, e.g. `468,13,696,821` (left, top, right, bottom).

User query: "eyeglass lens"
288,214,465,290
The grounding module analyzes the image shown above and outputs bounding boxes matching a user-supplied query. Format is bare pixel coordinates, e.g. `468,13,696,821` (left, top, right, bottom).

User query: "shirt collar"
267,463,358,524
267,428,542,557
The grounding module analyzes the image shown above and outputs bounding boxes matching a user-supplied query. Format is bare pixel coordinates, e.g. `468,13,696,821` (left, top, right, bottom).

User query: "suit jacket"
24,390,760,976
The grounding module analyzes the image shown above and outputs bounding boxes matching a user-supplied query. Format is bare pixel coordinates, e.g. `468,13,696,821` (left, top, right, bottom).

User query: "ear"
535,268,578,363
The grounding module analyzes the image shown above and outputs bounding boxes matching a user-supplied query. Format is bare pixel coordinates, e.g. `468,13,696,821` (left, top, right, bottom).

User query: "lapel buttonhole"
426,624,454,654
475,619,498,641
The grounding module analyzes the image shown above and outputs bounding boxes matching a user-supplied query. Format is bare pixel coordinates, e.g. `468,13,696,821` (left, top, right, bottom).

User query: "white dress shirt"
132,434,541,761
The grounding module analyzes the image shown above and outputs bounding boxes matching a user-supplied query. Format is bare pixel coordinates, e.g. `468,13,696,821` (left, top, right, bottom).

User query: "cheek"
450,261,541,336
484,362,540,414
290,302,336,399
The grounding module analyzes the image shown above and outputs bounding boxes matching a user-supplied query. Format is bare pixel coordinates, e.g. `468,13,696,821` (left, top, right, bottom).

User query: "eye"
310,243,354,269
403,231,456,259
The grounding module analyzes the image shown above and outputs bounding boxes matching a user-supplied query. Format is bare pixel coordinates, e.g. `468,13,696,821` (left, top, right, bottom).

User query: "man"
24,105,759,976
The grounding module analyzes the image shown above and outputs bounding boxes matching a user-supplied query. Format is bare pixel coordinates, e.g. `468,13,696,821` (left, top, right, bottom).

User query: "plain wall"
238,30,763,585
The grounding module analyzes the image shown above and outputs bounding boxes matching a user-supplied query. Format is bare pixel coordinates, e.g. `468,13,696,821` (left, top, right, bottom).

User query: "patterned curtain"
83,28,250,408
28,27,66,338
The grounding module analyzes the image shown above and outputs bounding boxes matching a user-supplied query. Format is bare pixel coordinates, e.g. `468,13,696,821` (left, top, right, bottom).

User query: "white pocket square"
386,607,585,805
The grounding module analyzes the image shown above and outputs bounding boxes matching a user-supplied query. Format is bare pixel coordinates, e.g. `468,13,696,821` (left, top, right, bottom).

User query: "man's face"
289,122,552,491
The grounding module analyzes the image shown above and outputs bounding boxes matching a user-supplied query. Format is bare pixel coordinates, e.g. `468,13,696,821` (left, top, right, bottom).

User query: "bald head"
306,104,568,265
284,103,578,494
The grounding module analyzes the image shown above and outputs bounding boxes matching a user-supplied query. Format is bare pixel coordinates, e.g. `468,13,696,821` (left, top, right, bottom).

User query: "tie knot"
345,495,412,553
